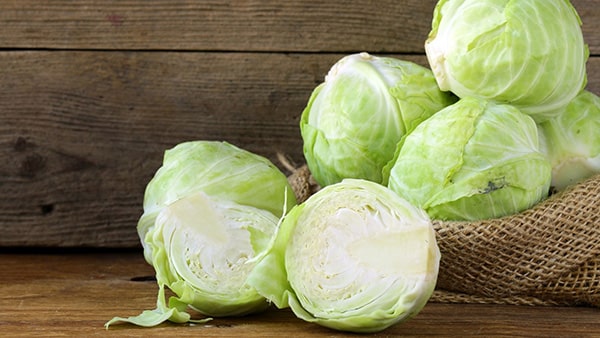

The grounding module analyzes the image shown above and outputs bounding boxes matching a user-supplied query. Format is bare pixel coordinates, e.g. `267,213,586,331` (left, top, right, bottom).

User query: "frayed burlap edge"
285,162,600,307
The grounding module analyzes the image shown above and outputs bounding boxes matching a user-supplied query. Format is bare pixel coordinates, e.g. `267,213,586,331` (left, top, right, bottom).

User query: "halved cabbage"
106,141,297,328
138,141,296,263
248,179,440,333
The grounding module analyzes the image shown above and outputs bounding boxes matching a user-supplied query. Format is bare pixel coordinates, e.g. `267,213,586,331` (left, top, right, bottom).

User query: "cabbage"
248,179,440,333
386,97,551,221
538,90,600,191
425,0,588,122
106,141,297,328
138,141,296,263
301,52,457,187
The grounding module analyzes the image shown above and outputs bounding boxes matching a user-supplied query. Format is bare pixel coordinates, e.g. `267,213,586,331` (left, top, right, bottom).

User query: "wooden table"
1,252,599,337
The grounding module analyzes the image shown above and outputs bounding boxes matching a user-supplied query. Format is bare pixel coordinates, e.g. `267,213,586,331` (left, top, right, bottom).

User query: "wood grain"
1,0,600,248
0,52,423,247
2,51,600,248
1,252,599,337
0,1,598,54
0,0,437,53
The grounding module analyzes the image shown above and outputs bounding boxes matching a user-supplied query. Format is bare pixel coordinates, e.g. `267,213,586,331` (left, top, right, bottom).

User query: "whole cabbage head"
425,0,588,122
301,52,457,187
386,97,551,221
538,90,600,191
248,179,440,333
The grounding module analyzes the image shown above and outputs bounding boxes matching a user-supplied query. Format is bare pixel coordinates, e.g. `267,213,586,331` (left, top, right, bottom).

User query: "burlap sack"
286,164,600,307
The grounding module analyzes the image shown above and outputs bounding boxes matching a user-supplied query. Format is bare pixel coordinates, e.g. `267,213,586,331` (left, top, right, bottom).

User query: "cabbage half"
301,52,457,187
425,0,588,122
538,90,600,191
138,141,296,263
106,141,297,328
386,97,551,221
248,179,440,333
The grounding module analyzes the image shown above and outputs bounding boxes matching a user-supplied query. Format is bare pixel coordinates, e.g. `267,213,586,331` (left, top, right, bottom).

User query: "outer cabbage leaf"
301,52,457,186
425,0,588,122
387,97,551,221
248,179,440,333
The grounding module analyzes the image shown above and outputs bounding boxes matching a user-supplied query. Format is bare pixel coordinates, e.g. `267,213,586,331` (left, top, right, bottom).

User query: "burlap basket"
286,163,600,307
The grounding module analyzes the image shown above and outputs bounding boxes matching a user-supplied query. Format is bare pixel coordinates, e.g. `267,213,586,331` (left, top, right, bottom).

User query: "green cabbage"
106,141,297,328
538,90,600,191
248,179,440,333
386,97,551,221
138,141,296,264
425,0,588,122
301,52,457,187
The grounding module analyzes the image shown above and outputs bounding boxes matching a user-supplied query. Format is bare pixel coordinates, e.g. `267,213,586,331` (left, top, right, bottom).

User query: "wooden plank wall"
1,1,598,248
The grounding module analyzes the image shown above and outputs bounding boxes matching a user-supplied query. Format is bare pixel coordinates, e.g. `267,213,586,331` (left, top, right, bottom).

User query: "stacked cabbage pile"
107,0,599,333
303,0,595,221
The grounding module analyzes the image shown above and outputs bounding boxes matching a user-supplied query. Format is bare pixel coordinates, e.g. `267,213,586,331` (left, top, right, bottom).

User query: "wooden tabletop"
1,251,599,337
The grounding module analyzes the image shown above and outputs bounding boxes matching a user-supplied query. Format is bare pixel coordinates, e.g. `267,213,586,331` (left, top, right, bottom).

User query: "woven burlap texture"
286,165,600,307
